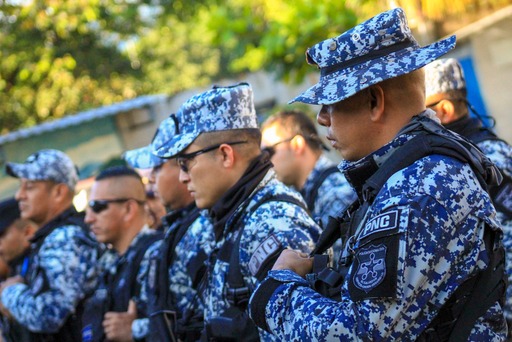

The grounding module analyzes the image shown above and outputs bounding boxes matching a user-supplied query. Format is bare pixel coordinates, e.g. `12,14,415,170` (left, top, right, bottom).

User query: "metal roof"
0,94,169,145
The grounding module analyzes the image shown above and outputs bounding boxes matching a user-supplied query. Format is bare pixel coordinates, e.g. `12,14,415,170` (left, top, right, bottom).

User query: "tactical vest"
146,205,203,342
447,117,512,220
301,166,339,215
308,120,506,342
203,193,307,342
82,232,161,342
21,208,98,342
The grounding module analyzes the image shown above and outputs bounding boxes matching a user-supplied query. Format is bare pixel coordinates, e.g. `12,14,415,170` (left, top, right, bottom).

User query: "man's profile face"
261,124,297,187
0,222,31,263
154,160,191,210
178,142,230,210
85,179,126,246
15,179,54,225
317,90,374,162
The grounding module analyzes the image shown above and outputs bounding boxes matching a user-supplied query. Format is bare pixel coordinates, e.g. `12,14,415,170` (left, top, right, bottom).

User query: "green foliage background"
1,0,509,134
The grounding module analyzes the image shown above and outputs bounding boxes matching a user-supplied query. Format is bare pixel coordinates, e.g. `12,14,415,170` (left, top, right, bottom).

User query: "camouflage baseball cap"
153,82,257,158
123,115,178,169
6,149,79,190
424,58,466,99
290,8,456,105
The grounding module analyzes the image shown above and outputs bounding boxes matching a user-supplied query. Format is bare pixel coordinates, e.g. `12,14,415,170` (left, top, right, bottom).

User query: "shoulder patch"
360,210,399,240
248,234,282,276
353,244,387,293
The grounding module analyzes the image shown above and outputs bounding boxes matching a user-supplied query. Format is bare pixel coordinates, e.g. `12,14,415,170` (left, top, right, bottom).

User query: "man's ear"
438,100,457,124
290,135,306,154
368,85,385,122
219,144,236,168
52,183,71,203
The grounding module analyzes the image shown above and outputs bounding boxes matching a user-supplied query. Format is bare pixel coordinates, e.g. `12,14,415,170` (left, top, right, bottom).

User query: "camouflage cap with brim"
289,8,456,105
6,149,79,190
153,82,257,159
123,115,179,169
424,58,466,99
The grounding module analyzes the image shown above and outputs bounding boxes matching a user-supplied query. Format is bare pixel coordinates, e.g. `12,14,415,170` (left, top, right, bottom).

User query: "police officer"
0,149,100,341
249,8,507,340
82,166,161,342
261,110,356,257
153,83,321,341
124,117,212,341
425,57,512,330
0,198,36,342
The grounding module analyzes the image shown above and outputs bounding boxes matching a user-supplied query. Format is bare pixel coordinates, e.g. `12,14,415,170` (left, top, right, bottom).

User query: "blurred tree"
205,0,358,83
1,0,510,134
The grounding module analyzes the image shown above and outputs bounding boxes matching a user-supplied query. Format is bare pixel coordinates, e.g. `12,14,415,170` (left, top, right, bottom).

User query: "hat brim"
290,35,456,105
123,146,165,169
5,162,43,181
152,132,198,159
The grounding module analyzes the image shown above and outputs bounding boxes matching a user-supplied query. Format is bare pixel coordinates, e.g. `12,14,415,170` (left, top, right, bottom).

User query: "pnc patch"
249,234,282,276
353,244,387,293
360,210,399,240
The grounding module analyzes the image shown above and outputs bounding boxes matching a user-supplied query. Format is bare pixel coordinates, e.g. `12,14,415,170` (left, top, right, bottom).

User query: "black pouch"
204,306,260,342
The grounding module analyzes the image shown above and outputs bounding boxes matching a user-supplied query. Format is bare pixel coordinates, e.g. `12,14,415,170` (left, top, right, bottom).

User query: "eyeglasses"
88,198,145,214
426,98,464,109
261,136,296,158
176,141,247,173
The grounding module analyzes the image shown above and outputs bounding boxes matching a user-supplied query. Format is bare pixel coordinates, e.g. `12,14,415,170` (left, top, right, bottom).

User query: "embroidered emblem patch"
353,244,387,293
249,234,281,276
360,210,399,240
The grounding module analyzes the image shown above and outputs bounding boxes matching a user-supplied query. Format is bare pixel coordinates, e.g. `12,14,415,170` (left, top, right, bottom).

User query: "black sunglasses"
176,141,247,173
261,136,296,158
88,198,145,214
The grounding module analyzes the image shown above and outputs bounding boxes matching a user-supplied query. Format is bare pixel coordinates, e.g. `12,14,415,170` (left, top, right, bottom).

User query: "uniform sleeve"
1,226,98,333
250,192,500,340
132,318,149,340
242,200,320,283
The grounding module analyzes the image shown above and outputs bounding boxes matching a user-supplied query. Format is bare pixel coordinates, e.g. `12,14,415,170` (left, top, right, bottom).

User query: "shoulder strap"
128,232,163,299
224,193,306,309
303,166,339,212
158,207,202,309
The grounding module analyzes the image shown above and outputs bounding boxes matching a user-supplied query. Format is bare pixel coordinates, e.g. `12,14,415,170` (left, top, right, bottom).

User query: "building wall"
471,18,512,143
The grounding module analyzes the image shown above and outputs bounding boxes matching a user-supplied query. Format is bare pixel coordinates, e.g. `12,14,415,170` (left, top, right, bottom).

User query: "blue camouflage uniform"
250,114,507,340
301,154,356,258
1,207,100,340
201,168,320,341
124,122,214,341
250,8,507,341
425,58,512,322
82,227,161,342
131,207,212,340
301,154,356,227
152,83,322,341
444,117,512,322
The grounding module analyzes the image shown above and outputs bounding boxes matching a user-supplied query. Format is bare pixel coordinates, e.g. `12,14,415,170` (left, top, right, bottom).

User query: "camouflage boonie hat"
290,8,456,105
153,82,257,158
425,58,466,99
123,116,178,169
6,149,79,190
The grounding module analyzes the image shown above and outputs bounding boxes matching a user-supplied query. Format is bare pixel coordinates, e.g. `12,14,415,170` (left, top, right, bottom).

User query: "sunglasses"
176,141,247,173
88,198,145,214
261,136,296,158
